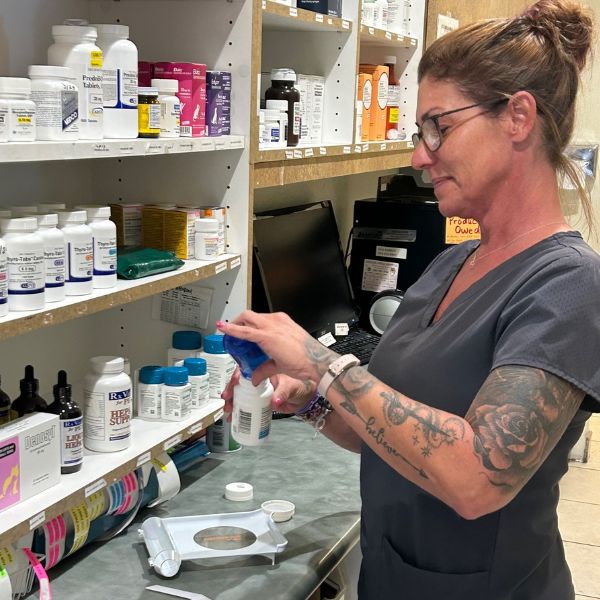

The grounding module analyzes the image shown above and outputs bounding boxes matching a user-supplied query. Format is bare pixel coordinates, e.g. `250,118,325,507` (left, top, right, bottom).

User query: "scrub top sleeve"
492,255,600,411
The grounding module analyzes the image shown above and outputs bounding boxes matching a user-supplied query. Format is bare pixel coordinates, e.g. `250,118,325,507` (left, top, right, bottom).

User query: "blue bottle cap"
223,334,269,379
172,330,202,350
183,357,207,376
203,334,226,354
163,366,189,386
139,365,164,385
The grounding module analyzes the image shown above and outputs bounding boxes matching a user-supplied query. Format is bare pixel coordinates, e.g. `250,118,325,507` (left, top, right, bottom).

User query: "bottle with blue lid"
167,330,202,366
161,366,191,422
200,334,237,399
137,365,164,420
182,357,210,410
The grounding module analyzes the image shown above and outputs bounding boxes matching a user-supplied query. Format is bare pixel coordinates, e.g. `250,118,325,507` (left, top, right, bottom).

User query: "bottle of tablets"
35,213,66,303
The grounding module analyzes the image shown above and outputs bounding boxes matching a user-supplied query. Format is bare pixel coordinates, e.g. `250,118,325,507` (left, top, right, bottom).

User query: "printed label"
289,7,297,16
6,249,44,295
304,148,314,157
138,104,160,135
44,243,65,288
93,236,116,276
363,79,372,110
60,417,83,467
90,51,103,69
445,217,481,244
213,408,225,422
316,13,324,22
335,323,349,336
230,257,241,269
84,387,131,444
376,245,407,259
387,85,401,107
85,478,107,498
343,146,351,154
163,433,183,450
342,20,350,29
29,511,46,530
378,72,389,110
93,143,110,155
215,261,228,274
9,107,35,139
292,102,300,136
190,377,210,410
318,332,337,347
188,421,204,435
137,451,152,467
0,437,20,511
66,241,93,283
361,259,399,293
0,107,8,141
31,88,79,135
74,61,103,130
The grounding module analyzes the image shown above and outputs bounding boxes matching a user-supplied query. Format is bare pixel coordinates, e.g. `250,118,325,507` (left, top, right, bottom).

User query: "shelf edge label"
289,7,297,16
229,257,242,269
213,408,225,422
304,148,314,157
85,478,107,498
188,421,204,435
315,13,323,22
319,147,327,155
137,451,152,468
164,434,183,451
343,146,351,154
30,511,46,530
215,262,228,274
342,20,350,29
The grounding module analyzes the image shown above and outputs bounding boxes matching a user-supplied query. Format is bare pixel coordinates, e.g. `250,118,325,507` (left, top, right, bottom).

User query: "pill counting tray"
139,509,288,577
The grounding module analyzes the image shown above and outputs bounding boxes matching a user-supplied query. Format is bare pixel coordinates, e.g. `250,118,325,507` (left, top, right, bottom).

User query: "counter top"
49,417,362,600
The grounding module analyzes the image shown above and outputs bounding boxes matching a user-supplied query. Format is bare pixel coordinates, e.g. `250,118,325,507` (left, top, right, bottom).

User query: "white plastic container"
167,330,202,366
137,365,163,420
76,205,117,288
194,218,220,260
182,357,210,410
0,217,45,311
161,366,192,422
264,101,288,148
28,65,79,141
231,377,274,446
0,210,11,218
0,237,7,317
84,356,132,452
10,205,38,217
48,25,103,140
57,210,93,296
262,108,284,148
36,213,66,303
200,334,237,399
151,78,181,138
38,202,66,212
94,24,138,139
0,78,36,142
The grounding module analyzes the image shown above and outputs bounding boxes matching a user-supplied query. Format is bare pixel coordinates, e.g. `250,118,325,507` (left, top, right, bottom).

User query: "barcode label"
239,409,252,434
180,126,192,136
259,406,271,439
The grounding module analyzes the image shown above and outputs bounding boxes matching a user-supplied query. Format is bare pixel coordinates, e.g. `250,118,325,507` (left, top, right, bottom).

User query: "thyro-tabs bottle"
137,365,163,420
167,330,202,366
152,78,180,138
0,217,45,311
194,218,220,260
0,77,36,142
231,377,274,446
161,366,192,422
28,65,79,141
46,370,83,474
57,210,93,296
48,25,104,140
84,356,132,452
182,357,210,410
76,205,117,288
35,213,66,303
94,24,138,139
200,334,237,399
0,236,7,317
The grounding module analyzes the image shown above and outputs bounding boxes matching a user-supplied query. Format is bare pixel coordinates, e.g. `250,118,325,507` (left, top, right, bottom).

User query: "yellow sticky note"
445,217,480,244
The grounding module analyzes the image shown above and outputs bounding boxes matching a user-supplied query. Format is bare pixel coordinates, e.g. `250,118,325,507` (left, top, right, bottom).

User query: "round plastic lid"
383,55,397,64
163,366,189,387
270,68,296,82
52,25,98,40
57,210,87,225
90,356,125,374
261,500,295,522
151,78,179,94
265,99,288,110
78,205,110,219
10,205,38,215
182,357,207,376
225,482,254,501
203,334,226,354
139,365,164,385
0,77,31,95
35,213,59,227
195,218,219,232
1,217,37,232
172,330,202,350
28,65,76,80
139,87,158,96
93,23,130,38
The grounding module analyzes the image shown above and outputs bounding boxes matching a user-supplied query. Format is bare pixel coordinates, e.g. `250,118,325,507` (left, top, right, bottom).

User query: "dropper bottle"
0,374,11,425
10,364,48,419
224,334,274,446
46,370,83,474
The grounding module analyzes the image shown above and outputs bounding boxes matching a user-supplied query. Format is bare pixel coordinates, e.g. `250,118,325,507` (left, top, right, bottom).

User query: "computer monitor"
252,201,358,336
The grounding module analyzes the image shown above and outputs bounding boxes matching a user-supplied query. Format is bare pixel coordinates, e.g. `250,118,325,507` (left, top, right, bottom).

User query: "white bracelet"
317,354,360,398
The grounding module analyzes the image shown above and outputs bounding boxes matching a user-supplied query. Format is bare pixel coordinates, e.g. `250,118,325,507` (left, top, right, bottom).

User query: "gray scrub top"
358,231,600,600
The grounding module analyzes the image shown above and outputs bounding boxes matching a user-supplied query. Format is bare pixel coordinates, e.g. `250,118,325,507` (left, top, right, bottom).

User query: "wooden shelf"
359,23,418,47
253,142,414,187
262,0,352,32
0,400,225,548
0,135,245,164
0,254,242,341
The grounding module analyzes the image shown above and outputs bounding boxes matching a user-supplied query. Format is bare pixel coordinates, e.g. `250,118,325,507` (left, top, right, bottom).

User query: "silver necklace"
468,221,567,267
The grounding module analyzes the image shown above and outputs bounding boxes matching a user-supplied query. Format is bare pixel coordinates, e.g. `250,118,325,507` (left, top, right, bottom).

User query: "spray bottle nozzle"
222,335,270,379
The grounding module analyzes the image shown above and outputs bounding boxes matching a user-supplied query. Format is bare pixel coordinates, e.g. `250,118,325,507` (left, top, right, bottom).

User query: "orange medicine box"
357,73,372,142
359,64,389,141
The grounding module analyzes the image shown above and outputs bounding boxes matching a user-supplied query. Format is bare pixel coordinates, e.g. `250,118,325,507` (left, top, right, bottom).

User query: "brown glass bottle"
45,370,83,474
10,365,48,420
265,69,301,147
0,374,11,425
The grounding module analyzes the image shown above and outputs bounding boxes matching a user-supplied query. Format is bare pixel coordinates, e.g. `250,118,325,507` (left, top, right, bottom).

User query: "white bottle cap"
10,205,38,216
151,78,179,94
36,213,59,227
75,205,111,219
261,500,295,522
383,55,397,64
57,210,87,225
90,356,125,375
28,65,76,80
195,218,219,232
0,217,37,233
225,482,254,501
0,210,11,218
52,25,98,41
93,24,130,38
38,203,67,211
270,68,296,82
139,87,158,97
265,99,288,111
0,77,32,95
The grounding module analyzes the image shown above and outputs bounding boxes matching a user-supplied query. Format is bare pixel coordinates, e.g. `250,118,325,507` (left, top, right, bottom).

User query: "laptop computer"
252,201,380,365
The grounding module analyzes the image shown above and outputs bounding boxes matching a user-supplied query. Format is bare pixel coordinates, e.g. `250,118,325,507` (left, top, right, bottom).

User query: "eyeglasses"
412,99,508,152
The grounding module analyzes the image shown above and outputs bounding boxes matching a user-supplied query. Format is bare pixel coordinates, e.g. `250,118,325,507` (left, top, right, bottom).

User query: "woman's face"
411,77,511,220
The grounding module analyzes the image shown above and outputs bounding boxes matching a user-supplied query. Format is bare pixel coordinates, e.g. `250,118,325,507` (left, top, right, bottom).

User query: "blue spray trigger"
223,334,270,379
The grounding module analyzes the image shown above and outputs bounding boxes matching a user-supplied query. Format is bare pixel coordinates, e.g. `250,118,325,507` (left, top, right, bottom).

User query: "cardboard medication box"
357,73,373,142
110,203,143,248
206,71,231,137
0,413,61,514
154,62,207,137
359,64,388,141
297,0,342,17
142,207,198,260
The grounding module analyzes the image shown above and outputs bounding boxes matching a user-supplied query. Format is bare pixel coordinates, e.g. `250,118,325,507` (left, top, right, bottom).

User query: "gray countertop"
49,417,362,600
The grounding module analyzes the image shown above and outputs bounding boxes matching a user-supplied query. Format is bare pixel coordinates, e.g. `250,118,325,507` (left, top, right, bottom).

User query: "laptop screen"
253,201,357,336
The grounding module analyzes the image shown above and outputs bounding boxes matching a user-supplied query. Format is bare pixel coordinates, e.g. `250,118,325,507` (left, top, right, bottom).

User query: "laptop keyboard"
330,329,380,365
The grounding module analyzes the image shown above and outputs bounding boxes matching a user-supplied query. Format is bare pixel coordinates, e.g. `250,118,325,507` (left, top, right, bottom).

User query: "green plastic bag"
117,247,184,280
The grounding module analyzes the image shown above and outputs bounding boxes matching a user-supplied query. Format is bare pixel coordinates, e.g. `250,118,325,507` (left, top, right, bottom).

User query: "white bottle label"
60,417,83,467
0,244,7,307
149,104,161,129
387,85,401,107
84,387,131,443
93,236,117,276
6,249,44,294
195,233,220,260
232,404,272,442
139,384,162,418
206,359,236,398
378,72,389,110
292,102,300,136
159,100,181,136
67,241,93,282
102,68,138,109
70,55,103,135
0,107,10,141
31,88,79,135
44,243,65,288
8,107,35,140
190,376,210,409
163,386,192,420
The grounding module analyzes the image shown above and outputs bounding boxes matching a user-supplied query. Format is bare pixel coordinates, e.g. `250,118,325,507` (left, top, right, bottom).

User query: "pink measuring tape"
21,548,51,600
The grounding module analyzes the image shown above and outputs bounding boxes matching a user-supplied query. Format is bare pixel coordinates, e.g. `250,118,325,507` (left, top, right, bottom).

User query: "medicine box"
297,74,324,145
138,61,154,87
154,62,207,137
297,0,342,17
0,412,61,514
142,207,198,259
357,73,373,142
359,65,388,141
110,203,143,248
206,71,232,137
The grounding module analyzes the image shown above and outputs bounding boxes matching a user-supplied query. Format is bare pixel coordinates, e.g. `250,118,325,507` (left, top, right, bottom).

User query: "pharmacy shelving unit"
0,0,252,549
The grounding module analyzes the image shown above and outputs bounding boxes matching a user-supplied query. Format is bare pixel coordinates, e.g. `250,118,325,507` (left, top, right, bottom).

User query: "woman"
219,1,600,598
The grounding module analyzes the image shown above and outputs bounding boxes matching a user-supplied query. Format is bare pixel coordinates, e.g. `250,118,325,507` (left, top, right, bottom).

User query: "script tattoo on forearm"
466,366,584,491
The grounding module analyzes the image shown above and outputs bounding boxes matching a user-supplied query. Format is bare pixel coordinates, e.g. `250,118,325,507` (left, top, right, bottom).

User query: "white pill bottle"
84,356,132,452
36,213,66,303
231,377,274,446
58,210,93,296
0,236,7,317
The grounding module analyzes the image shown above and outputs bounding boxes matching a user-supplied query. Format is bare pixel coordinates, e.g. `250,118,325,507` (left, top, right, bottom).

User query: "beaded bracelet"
295,393,333,432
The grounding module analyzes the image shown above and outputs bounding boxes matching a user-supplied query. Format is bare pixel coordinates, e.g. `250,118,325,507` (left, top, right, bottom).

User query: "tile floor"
560,413,600,599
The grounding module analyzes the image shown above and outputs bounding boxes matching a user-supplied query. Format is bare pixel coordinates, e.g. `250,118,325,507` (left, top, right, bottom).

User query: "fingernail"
273,397,282,407
216,320,224,328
